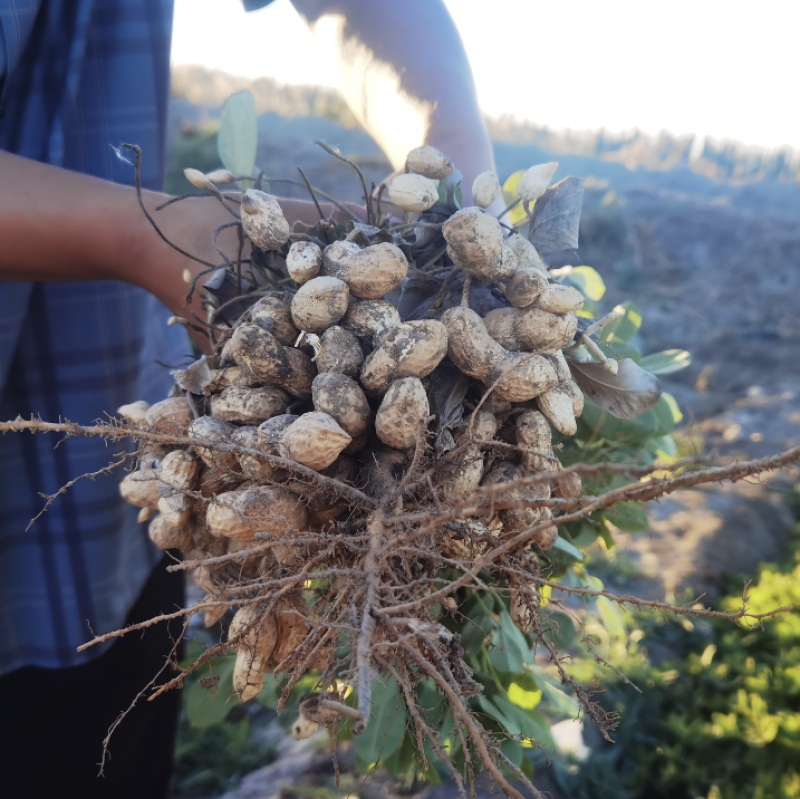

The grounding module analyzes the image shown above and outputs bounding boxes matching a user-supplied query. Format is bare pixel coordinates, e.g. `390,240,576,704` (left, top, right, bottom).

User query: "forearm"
291,0,495,201
0,152,357,347
0,151,215,303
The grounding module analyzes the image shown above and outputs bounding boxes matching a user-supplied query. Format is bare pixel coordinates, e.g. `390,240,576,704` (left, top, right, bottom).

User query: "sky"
171,0,798,151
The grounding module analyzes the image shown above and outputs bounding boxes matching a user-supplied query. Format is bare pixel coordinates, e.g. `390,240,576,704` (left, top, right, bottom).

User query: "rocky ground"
166,100,800,799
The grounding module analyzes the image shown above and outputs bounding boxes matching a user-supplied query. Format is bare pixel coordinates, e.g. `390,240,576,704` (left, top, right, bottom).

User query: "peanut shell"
248,296,299,346
290,276,350,334
405,145,453,179
487,245,520,282
144,396,192,435
516,410,554,474
157,493,192,528
315,326,363,377
269,592,310,671
516,308,578,352
211,385,289,426
189,416,239,472
311,373,370,442
375,377,430,450
280,412,352,471
559,378,585,417
472,171,501,208
483,307,524,351
538,284,584,314
240,189,290,250
360,320,448,394
207,485,307,541
516,162,558,203
230,426,275,482
442,207,503,276
286,240,322,285
327,242,408,300
506,268,548,309
505,235,547,274
386,173,439,212
117,400,150,424
536,386,578,436
120,468,160,508
158,450,199,493
205,366,259,393
341,299,400,338
482,461,549,532
322,240,360,275
232,648,267,703
445,412,497,502
148,514,193,551
229,604,279,661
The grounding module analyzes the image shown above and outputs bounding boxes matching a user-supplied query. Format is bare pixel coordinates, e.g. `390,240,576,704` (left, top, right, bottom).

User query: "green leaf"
508,681,542,710
500,738,523,769
253,673,281,709
597,595,626,637
531,672,581,718
603,500,649,533
601,341,641,362
185,654,237,728
553,536,584,561
490,611,533,673
639,349,692,375
218,90,258,181
566,265,606,301
648,433,678,460
663,391,684,424
579,393,677,444
576,298,599,319
546,611,578,649
381,734,421,781
461,614,494,653
601,302,642,344
477,695,512,729
354,677,407,764
494,695,555,747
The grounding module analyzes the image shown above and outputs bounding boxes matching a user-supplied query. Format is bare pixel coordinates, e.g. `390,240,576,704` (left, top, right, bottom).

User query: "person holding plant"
0,0,496,795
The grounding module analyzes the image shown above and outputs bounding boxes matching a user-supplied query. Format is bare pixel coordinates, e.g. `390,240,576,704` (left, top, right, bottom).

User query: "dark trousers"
0,556,185,798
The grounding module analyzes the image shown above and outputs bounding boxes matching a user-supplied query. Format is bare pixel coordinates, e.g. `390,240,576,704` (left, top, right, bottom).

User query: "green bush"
551,490,800,799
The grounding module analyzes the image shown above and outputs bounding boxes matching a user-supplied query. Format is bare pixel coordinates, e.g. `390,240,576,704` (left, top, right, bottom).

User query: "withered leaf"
568,358,662,419
528,177,584,255
428,361,469,454
398,267,446,320
172,356,212,395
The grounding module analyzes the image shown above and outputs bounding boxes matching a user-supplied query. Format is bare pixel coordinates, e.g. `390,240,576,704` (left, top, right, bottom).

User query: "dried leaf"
398,267,446,320
528,177,584,255
428,362,468,454
172,356,212,395
568,358,661,419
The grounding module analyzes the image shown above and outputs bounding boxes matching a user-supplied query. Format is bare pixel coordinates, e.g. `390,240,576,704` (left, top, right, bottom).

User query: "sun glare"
171,0,797,150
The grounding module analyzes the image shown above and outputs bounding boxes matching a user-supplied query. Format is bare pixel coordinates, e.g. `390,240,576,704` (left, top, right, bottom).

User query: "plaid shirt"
0,0,193,674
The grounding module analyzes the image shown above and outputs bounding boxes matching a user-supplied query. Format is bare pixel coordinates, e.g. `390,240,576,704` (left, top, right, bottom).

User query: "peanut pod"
442,307,558,402
360,320,448,394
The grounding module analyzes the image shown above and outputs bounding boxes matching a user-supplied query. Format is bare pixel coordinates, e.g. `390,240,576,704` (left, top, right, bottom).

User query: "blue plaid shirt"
0,0,192,674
